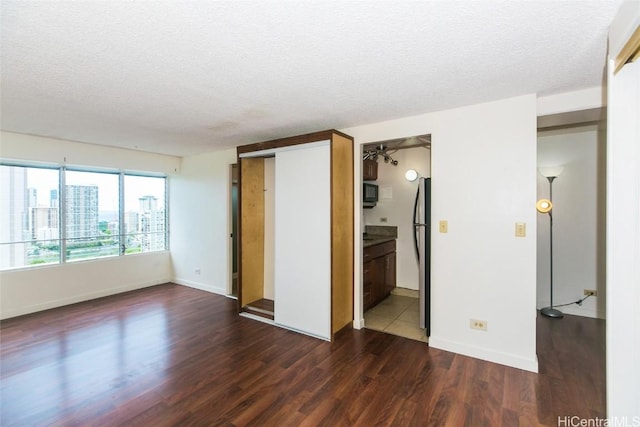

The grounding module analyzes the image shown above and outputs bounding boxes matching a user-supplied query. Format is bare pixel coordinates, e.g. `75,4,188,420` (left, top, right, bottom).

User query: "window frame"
0,161,169,271
0,162,62,268
122,172,169,256
63,167,121,263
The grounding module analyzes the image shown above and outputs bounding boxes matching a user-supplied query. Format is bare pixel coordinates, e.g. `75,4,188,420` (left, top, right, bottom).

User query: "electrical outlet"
195,268,201,275
439,220,448,233
470,319,488,331
584,289,597,296
515,222,526,237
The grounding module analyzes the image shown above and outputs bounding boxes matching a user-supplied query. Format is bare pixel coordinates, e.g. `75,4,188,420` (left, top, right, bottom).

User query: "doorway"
361,134,431,342
536,109,606,318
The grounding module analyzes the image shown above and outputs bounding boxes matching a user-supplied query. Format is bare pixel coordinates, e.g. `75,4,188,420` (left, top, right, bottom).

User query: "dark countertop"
363,235,396,248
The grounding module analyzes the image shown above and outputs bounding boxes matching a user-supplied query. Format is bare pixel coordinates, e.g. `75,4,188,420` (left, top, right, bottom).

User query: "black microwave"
363,183,378,206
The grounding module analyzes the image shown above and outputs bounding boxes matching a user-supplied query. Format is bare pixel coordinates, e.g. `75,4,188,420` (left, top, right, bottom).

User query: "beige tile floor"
364,290,428,343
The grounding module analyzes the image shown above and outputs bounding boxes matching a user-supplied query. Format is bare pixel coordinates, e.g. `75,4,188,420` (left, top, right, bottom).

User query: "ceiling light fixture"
363,144,399,166
405,169,418,182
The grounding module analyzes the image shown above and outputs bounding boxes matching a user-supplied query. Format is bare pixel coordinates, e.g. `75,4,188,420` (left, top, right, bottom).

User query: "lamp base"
540,307,564,318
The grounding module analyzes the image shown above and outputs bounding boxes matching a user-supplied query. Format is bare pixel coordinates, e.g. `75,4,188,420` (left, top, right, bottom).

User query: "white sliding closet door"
274,141,331,340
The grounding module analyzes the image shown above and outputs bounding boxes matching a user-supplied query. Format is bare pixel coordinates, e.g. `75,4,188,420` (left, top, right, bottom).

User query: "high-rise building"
124,211,138,234
31,207,59,242
65,185,99,240
50,189,58,208
138,195,165,251
27,188,37,207
26,187,38,240
0,166,28,269
139,195,158,212
26,187,60,241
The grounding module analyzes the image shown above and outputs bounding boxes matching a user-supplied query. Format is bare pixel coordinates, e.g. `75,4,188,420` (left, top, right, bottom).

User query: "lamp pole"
541,176,563,318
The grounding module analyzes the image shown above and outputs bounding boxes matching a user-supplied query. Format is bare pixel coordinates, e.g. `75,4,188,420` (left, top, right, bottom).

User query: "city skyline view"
25,167,165,212
1,165,167,270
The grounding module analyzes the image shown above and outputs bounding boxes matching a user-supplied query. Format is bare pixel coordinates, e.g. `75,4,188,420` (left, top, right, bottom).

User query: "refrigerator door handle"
413,185,420,262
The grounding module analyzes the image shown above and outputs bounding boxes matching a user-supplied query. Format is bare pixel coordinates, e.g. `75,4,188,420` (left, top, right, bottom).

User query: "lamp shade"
539,165,564,178
405,169,418,182
536,199,553,213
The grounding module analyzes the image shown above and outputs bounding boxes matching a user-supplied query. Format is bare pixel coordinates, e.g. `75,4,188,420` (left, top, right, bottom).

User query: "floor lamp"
537,167,564,319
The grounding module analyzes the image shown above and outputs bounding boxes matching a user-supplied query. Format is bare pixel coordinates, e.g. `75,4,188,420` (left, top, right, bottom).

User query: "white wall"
0,132,180,319
537,126,606,318
0,131,180,174
0,253,172,319
343,94,539,372
170,148,236,295
363,147,431,290
537,86,605,116
606,0,640,417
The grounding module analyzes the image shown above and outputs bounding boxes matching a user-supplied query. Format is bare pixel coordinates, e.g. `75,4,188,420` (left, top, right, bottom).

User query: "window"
0,163,168,270
0,165,61,269
65,170,120,262
124,175,166,254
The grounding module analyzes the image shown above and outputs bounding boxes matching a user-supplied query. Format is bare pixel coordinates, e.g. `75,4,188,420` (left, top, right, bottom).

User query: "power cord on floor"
553,294,592,308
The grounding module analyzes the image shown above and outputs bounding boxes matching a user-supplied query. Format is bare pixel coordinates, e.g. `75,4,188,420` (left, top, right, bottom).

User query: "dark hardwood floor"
0,283,605,426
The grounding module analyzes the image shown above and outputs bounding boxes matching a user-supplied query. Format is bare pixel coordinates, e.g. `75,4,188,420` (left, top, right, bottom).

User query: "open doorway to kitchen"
362,134,431,342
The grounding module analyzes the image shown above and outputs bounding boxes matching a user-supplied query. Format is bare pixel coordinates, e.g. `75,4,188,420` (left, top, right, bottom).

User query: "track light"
362,145,399,166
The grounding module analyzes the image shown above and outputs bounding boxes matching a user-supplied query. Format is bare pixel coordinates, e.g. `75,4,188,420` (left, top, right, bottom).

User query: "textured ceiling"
1,1,621,157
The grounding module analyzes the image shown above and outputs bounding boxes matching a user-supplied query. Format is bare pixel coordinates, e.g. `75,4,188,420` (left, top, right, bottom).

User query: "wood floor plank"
0,283,606,426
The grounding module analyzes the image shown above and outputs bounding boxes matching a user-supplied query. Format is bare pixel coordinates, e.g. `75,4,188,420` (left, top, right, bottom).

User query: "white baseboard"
391,287,419,298
353,318,365,329
428,335,539,373
0,278,167,320
172,278,227,296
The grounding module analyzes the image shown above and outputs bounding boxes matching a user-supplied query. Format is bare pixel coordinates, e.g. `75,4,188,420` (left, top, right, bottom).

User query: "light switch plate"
439,220,448,233
515,222,526,237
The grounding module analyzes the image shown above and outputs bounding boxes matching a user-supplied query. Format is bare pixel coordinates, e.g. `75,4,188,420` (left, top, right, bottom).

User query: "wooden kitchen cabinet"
363,158,378,181
384,251,396,296
363,259,377,310
363,240,396,311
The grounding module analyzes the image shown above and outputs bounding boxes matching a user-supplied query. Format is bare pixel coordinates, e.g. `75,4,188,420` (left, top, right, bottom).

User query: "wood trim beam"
237,129,353,155
614,24,640,74
330,133,354,336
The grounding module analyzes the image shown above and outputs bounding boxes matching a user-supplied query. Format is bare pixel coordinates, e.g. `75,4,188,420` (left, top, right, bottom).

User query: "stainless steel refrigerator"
413,177,431,336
